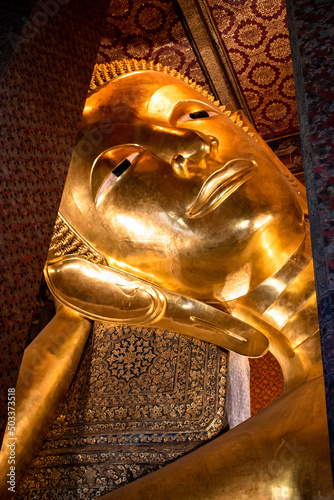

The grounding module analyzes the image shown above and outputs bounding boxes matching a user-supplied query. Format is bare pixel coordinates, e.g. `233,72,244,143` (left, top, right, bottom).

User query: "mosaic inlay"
16,323,228,498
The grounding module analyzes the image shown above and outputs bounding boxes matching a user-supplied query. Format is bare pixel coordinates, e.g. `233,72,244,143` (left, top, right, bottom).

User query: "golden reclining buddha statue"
0,59,332,499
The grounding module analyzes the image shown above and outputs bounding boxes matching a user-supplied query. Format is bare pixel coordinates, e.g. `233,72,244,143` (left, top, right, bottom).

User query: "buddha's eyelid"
178,110,219,122
121,152,140,165
95,151,140,206
108,151,141,177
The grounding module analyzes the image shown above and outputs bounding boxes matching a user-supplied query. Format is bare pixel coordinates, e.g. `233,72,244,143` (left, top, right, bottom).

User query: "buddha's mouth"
186,158,258,219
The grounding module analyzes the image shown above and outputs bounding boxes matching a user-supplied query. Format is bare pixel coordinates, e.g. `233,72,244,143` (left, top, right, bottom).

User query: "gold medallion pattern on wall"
17,323,228,498
97,0,209,89
207,0,299,138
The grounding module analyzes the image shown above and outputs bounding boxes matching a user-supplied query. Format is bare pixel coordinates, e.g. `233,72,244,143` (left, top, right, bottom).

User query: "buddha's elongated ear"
44,256,269,358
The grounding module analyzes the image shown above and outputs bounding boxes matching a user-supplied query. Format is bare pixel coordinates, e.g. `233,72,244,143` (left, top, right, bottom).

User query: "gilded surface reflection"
0,59,331,499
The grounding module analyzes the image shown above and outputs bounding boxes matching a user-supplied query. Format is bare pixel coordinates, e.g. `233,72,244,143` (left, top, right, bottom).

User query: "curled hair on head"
90,58,222,104
90,59,255,137
48,213,106,264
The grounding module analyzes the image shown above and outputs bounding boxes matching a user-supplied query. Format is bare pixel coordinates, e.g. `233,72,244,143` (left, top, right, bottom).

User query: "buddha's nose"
140,125,218,177
171,134,219,178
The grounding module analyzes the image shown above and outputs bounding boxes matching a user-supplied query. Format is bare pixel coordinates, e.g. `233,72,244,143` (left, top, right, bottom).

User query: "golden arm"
45,255,269,358
0,307,91,498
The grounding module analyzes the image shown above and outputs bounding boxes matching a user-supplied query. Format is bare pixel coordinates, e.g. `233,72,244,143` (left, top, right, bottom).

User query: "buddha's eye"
178,110,218,123
189,110,210,119
112,158,132,178
91,147,141,206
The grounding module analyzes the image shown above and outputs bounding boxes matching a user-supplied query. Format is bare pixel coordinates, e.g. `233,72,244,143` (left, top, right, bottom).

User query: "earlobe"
44,256,269,358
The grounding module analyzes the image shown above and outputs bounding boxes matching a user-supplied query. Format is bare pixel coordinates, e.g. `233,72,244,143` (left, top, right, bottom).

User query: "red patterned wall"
0,0,111,437
97,0,208,89
250,352,284,415
207,0,299,139
99,0,299,141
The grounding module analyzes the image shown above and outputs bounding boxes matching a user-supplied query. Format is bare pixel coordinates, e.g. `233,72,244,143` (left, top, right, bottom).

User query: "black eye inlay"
113,159,131,177
189,110,210,119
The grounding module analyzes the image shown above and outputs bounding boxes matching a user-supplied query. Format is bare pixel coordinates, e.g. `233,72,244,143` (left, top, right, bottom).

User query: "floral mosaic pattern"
97,0,208,89
17,324,228,498
96,0,299,137
207,0,299,138
249,352,284,415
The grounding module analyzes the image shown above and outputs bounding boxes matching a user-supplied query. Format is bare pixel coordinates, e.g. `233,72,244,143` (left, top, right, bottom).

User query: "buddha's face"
60,71,306,302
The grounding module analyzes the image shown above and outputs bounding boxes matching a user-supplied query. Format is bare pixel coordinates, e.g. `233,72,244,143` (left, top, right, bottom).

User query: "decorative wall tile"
97,0,208,89
207,0,299,138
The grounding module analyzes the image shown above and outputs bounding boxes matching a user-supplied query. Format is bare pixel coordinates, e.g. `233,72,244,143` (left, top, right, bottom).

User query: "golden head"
56,59,307,304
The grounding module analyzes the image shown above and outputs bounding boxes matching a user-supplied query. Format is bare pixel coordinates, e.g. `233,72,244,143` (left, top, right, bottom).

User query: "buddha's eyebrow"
147,84,200,120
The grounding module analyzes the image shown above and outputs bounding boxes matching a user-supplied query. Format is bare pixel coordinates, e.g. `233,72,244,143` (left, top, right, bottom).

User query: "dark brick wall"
0,0,110,439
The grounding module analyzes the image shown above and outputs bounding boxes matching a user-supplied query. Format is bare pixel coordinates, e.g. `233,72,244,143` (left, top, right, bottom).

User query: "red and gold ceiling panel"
97,0,209,89
98,0,299,140
207,0,299,138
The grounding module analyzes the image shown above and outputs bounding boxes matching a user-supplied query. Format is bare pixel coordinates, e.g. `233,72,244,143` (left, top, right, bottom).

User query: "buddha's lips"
186,158,258,219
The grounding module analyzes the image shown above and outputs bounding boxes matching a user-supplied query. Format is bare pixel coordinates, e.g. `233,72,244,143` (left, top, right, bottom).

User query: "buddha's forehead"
82,71,213,127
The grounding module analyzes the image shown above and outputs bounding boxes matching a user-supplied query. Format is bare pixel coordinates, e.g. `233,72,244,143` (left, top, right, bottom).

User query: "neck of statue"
227,229,323,392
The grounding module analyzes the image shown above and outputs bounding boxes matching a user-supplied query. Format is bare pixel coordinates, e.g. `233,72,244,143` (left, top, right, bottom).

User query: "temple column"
286,0,334,473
